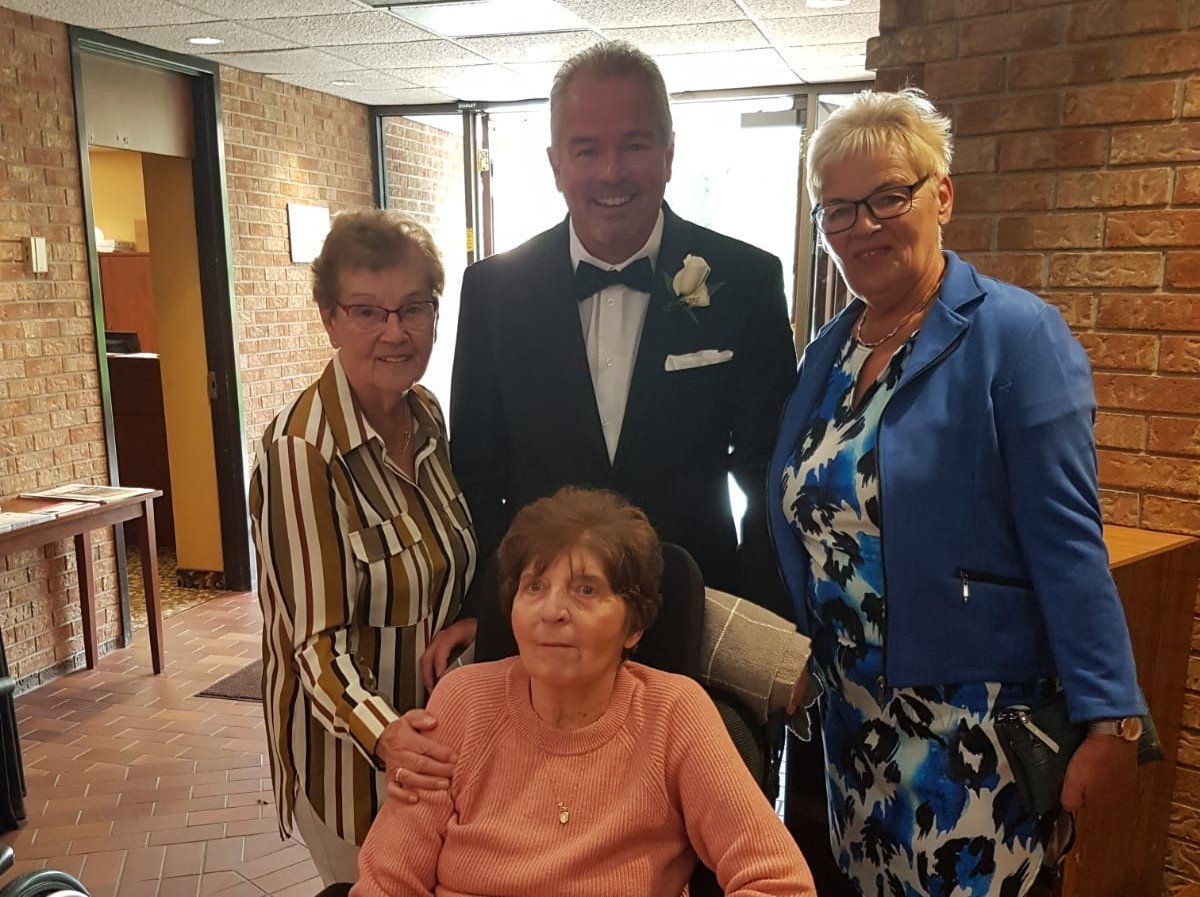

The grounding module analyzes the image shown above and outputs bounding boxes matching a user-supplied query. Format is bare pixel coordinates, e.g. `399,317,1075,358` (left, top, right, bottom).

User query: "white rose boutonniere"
664,254,723,321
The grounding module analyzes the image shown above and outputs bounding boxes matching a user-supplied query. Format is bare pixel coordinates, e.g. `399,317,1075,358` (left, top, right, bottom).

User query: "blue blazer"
768,251,1144,723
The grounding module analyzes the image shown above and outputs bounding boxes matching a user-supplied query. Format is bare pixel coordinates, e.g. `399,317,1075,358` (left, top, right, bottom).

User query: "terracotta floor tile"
201,837,245,874
270,876,325,897
187,805,261,827
225,818,280,838
249,855,319,895
157,872,201,896
122,845,168,882
79,847,129,886
161,840,206,878
113,812,190,835
67,832,152,855
5,594,318,895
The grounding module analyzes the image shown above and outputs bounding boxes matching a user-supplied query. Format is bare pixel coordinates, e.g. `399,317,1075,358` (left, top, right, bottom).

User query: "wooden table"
1057,525,1200,897
0,490,165,674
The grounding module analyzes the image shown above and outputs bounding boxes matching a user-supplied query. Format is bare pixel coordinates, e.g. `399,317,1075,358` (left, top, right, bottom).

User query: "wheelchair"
0,846,90,897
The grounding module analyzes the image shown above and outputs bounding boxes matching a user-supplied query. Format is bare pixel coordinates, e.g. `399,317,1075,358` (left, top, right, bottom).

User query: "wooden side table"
1057,526,1200,897
0,490,166,675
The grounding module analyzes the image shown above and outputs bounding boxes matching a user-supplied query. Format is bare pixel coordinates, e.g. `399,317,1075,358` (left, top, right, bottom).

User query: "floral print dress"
781,332,1051,897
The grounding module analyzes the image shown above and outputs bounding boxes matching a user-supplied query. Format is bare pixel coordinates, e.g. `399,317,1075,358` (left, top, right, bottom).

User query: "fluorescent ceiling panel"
389,0,588,37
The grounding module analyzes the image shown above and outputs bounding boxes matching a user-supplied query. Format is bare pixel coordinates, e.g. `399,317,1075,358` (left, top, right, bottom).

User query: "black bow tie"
573,257,654,301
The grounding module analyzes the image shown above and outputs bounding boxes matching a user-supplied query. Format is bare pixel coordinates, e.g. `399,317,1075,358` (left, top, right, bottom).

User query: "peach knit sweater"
351,658,814,897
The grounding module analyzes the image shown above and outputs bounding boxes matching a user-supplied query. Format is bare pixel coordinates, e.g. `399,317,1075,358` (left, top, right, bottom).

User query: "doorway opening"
71,29,252,645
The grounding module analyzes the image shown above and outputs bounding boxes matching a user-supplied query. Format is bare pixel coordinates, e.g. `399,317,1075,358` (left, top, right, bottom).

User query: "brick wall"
382,117,464,241
870,0,1199,889
0,8,116,681
221,66,376,463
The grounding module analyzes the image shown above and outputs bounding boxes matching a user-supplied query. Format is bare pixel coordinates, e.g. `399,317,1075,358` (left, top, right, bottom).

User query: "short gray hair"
806,88,953,204
549,41,673,151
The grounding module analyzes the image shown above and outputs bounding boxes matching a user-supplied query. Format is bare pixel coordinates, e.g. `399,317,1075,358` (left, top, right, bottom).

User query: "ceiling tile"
778,42,867,68
246,11,434,46
272,69,418,91
333,86,458,105
328,39,488,69
176,0,367,17
605,21,769,56
739,0,879,18
381,63,522,92
458,30,603,64
758,13,877,46
202,47,364,74
790,64,873,84
107,19,299,54
505,61,566,87
0,0,216,28
556,0,748,29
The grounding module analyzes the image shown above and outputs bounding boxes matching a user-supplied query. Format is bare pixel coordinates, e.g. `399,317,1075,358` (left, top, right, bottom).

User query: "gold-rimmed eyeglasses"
812,176,931,235
337,300,438,333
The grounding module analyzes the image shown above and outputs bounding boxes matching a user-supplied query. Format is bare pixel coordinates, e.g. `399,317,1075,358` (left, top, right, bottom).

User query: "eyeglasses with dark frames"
337,300,438,332
812,176,931,235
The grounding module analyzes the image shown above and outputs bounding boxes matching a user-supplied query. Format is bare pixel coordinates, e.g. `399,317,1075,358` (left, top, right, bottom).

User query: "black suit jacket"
449,205,797,616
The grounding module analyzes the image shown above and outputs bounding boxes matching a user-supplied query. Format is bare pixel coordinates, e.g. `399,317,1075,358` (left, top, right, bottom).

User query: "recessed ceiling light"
330,80,357,86
187,36,224,46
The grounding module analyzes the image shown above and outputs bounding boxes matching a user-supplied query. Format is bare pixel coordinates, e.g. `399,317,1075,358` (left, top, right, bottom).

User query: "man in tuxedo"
449,41,797,615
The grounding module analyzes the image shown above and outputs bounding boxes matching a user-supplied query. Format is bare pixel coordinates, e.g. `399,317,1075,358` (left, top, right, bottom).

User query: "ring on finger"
393,766,405,786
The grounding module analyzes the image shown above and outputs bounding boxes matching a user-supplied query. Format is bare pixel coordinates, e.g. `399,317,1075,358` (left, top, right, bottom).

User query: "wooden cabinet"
107,353,174,550
98,252,157,352
1059,526,1200,897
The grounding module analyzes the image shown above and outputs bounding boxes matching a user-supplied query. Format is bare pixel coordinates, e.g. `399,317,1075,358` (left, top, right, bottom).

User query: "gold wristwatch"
1088,717,1142,741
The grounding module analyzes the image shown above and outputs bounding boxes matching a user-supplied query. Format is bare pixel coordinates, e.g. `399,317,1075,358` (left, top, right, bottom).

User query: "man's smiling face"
548,72,674,264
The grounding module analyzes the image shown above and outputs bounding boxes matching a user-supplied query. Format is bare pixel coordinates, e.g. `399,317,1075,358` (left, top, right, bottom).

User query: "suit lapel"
529,220,612,475
612,207,690,477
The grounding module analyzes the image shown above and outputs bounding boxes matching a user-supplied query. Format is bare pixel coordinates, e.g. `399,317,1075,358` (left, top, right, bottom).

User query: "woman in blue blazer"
768,89,1143,897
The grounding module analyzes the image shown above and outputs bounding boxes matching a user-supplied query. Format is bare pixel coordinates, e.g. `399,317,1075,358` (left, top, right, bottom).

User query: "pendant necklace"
534,730,573,825
854,269,946,350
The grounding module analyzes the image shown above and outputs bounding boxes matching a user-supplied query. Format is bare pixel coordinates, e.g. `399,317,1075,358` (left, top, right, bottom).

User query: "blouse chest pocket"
348,513,426,629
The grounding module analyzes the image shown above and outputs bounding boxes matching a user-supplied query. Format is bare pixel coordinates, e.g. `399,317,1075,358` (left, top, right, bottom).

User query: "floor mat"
195,657,263,702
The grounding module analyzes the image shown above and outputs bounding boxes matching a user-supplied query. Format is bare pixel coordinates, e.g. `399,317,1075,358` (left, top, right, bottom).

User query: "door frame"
69,28,253,645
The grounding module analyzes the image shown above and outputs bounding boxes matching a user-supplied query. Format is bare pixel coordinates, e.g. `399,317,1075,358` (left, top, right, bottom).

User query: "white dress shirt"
571,211,664,462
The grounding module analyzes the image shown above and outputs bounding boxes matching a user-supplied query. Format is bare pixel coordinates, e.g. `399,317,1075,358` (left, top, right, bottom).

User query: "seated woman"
350,487,815,897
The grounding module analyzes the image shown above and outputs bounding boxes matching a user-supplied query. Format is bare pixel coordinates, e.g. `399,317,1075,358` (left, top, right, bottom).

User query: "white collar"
568,209,664,273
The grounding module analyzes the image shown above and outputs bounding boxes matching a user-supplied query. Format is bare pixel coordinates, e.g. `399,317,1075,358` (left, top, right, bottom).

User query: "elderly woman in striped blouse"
249,210,477,886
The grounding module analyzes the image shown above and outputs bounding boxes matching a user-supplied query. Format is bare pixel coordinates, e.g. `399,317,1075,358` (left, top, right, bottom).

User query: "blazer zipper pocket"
955,567,1034,602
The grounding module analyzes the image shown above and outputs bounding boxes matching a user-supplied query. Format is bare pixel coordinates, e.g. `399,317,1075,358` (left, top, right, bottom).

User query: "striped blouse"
249,356,477,846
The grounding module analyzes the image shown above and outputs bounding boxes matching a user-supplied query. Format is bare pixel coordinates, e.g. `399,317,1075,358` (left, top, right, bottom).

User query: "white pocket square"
664,349,734,372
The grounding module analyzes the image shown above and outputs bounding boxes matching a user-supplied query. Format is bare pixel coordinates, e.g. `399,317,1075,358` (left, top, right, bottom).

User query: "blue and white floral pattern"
781,333,1051,897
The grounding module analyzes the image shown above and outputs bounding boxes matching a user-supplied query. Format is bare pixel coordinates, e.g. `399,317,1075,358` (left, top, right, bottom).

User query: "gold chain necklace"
854,270,945,350
534,727,573,825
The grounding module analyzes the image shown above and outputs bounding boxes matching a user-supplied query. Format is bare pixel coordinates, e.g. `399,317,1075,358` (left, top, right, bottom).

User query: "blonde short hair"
806,88,953,204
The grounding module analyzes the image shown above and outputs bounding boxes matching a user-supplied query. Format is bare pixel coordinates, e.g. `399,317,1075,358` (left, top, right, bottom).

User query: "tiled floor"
0,592,321,897
126,548,233,632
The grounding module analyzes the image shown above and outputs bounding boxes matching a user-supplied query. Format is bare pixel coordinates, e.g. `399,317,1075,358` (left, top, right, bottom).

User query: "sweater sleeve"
666,679,816,897
348,668,476,897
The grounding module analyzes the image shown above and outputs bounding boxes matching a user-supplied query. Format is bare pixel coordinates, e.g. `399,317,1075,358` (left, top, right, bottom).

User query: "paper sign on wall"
287,203,331,264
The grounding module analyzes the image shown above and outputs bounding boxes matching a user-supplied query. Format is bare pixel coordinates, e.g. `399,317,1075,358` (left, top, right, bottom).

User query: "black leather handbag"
995,691,1162,817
